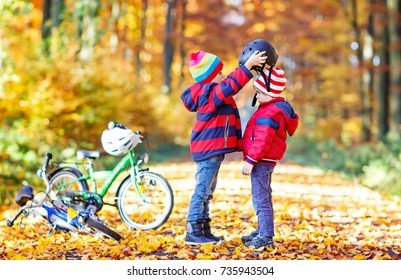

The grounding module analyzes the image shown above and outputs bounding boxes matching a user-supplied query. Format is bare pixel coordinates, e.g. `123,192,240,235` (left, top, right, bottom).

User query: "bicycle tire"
85,216,122,242
48,168,89,200
116,171,174,230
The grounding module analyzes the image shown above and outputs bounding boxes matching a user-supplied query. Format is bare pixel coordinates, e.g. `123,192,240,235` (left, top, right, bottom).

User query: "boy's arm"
198,66,253,112
200,51,267,113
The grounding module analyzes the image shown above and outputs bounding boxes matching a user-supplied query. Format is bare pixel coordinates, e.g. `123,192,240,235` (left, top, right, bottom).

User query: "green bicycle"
48,122,174,230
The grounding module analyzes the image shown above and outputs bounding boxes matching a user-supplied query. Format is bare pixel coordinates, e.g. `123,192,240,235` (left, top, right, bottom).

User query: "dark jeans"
250,164,274,237
187,155,225,223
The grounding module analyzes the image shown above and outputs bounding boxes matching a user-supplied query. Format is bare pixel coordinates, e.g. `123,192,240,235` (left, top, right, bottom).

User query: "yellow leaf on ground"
200,243,213,253
215,246,230,255
11,255,25,260
137,245,153,254
353,254,366,260
196,253,214,260
177,248,193,259
234,247,243,258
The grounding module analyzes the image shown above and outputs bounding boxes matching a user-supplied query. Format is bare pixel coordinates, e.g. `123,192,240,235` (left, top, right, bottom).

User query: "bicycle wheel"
116,171,174,230
85,216,122,242
48,168,89,199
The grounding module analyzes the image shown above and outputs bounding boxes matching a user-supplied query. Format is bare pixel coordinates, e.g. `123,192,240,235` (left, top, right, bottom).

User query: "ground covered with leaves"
1,160,400,260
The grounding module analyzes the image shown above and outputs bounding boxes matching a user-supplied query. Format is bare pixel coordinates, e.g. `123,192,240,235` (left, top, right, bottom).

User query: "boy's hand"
242,161,254,175
244,51,267,70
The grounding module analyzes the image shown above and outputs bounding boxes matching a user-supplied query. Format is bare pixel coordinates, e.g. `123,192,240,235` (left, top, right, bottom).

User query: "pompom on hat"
189,51,223,83
254,67,287,97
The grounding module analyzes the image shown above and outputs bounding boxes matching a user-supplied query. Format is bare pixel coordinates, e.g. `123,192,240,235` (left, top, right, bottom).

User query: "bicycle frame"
36,202,94,234
56,149,147,202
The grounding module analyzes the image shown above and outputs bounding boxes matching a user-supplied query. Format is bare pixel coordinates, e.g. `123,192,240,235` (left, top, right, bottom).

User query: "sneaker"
241,231,258,243
203,219,224,243
184,222,216,245
245,235,274,248
184,233,216,245
204,232,224,243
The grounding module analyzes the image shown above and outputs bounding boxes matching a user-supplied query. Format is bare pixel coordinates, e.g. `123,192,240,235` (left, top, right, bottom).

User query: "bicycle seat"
77,150,102,159
15,185,34,207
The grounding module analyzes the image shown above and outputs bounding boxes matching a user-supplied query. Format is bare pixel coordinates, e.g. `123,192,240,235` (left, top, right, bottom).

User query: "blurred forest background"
0,0,400,204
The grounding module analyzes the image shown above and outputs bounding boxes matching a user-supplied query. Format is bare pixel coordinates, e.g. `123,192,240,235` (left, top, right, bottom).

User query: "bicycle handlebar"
7,153,53,227
42,153,52,172
37,152,52,179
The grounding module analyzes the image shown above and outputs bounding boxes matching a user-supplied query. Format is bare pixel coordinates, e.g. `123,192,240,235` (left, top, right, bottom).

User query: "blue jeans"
187,155,225,223
250,164,274,237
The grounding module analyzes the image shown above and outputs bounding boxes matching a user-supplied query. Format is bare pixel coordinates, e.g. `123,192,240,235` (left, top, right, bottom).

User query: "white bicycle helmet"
101,122,142,156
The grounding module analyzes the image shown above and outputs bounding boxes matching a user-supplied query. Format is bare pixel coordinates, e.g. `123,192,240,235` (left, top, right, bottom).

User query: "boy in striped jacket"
241,67,299,248
181,50,267,245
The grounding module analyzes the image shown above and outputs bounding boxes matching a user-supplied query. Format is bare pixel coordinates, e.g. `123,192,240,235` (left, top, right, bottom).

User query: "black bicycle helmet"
238,39,278,71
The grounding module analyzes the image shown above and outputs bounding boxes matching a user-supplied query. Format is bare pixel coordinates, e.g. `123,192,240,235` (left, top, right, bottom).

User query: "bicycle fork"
128,157,149,203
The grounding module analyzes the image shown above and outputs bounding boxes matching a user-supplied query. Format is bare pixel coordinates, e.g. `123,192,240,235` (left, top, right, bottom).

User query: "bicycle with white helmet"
47,121,174,230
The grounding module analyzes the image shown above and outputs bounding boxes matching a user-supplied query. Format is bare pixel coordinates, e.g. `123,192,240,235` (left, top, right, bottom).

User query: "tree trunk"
41,0,65,55
378,17,390,141
41,0,52,54
51,0,65,27
364,2,375,142
79,0,100,61
135,0,148,78
388,0,401,136
163,0,176,95
178,0,187,85
368,1,376,140
109,1,120,55
351,0,372,142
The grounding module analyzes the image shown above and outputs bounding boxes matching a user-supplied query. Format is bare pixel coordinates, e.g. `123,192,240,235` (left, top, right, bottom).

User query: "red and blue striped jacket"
181,65,254,162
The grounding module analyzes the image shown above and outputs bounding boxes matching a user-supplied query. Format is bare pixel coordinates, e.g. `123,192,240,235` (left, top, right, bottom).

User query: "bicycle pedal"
47,224,57,236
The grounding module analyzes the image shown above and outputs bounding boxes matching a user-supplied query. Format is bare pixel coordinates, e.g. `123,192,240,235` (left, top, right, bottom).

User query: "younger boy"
241,67,299,248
